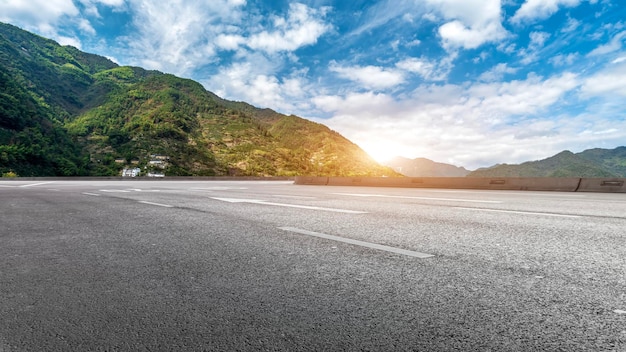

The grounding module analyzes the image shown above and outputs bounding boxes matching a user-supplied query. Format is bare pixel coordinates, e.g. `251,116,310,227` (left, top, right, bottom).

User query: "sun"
360,141,405,164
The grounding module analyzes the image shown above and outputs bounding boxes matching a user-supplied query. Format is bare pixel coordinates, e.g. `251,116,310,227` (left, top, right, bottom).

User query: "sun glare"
361,142,404,164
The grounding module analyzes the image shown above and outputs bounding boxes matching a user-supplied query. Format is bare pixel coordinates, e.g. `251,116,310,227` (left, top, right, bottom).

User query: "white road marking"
100,189,131,193
279,227,434,259
429,190,587,197
138,201,174,208
19,182,54,188
272,194,317,199
455,207,581,218
212,197,367,214
191,187,248,190
332,193,502,204
82,192,101,196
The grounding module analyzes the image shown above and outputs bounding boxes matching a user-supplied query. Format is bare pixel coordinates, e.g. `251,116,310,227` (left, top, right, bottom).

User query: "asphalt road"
1,179,625,351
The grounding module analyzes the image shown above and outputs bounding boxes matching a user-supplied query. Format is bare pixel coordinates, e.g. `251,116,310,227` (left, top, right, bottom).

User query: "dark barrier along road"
1,180,625,351
295,176,626,192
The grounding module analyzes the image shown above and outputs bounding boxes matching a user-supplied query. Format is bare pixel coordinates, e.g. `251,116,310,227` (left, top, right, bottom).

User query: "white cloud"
123,0,246,74
215,34,245,50
347,0,425,37
315,72,583,169
426,0,508,50
396,58,436,78
581,61,626,96
518,31,551,64
0,0,79,25
78,0,125,17
245,3,331,53
406,39,422,47
207,60,313,113
395,56,453,81
511,0,581,25
0,0,126,48
329,62,405,90
562,16,581,33
587,30,626,56
550,53,579,66
123,2,330,77
478,63,518,82
529,31,551,47
56,35,83,48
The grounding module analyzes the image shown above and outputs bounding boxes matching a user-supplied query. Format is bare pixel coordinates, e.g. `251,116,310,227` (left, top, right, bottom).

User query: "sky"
1,0,626,169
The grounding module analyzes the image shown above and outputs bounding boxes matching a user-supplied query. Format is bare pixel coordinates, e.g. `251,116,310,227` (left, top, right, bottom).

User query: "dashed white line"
82,192,101,196
455,207,581,218
279,227,434,259
19,182,54,188
332,193,502,204
191,187,248,191
271,194,317,199
212,197,367,214
138,201,174,208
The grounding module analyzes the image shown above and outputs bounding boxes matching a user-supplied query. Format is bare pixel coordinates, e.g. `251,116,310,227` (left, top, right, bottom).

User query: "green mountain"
0,22,395,177
468,148,626,177
384,157,470,177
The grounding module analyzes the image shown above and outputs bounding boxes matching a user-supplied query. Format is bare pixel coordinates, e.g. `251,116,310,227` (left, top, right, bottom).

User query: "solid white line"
332,193,502,204
455,207,581,218
138,201,174,208
19,182,54,188
279,227,434,259
82,192,101,196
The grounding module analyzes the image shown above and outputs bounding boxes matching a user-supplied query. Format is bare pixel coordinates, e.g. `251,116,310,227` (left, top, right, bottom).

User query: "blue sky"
1,0,625,169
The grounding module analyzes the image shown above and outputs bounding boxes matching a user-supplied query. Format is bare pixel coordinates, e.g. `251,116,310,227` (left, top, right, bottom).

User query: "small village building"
122,168,141,177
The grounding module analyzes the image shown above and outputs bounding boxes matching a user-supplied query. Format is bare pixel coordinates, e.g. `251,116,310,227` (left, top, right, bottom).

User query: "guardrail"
294,176,626,193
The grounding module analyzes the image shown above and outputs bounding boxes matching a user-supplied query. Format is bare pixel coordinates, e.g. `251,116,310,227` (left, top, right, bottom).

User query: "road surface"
1,180,625,351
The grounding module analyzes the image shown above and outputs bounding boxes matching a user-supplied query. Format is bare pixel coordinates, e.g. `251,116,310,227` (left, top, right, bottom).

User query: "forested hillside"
468,148,626,177
0,22,394,177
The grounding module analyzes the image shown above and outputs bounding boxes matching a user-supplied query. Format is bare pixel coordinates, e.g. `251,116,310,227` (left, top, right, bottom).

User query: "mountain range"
1,22,624,179
0,22,395,177
385,148,626,178
468,148,626,177
383,157,470,177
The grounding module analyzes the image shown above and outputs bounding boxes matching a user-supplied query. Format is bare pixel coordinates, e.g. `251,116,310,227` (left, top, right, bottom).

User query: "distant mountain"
384,157,470,177
0,22,395,177
468,147,626,177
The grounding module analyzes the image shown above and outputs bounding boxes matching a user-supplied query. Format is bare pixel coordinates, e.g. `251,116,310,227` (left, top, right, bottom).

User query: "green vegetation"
468,149,626,177
0,22,397,177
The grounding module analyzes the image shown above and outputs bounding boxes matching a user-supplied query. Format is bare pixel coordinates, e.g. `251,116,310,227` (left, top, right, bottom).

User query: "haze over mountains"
468,148,626,178
0,22,394,177
384,157,471,177
385,148,626,178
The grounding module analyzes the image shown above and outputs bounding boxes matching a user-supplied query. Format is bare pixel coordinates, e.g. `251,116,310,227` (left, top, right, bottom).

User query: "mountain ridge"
384,156,470,177
0,22,396,177
468,147,626,177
